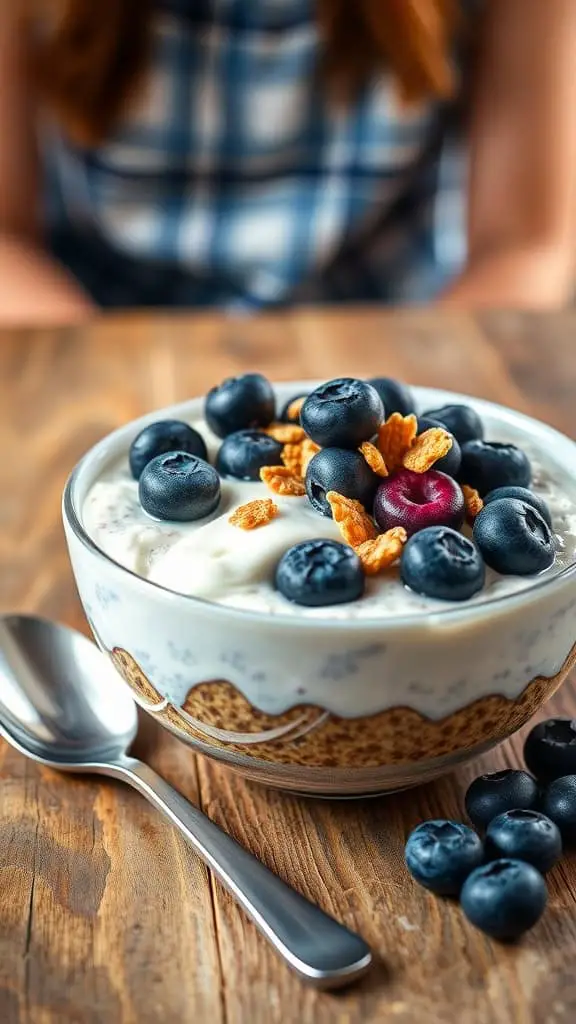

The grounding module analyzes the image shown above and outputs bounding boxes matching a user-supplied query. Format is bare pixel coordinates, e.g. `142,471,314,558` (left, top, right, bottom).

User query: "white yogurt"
82,416,576,619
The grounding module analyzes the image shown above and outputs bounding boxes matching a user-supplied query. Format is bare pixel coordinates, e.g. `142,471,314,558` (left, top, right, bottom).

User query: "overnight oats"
64,376,576,796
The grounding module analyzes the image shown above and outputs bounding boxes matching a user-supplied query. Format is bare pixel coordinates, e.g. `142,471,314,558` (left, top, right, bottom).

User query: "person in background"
1,0,576,324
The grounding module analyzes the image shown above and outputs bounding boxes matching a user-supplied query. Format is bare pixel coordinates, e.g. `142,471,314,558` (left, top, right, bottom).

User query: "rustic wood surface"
1,310,576,1024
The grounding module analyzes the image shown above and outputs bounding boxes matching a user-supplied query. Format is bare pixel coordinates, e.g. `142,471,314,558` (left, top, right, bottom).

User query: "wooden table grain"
1,310,576,1024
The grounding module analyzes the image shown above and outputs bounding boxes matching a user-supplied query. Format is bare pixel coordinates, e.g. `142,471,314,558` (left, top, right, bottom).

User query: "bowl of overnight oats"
62,375,576,797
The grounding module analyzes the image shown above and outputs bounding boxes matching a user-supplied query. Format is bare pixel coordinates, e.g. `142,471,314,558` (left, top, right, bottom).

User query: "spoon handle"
109,756,371,988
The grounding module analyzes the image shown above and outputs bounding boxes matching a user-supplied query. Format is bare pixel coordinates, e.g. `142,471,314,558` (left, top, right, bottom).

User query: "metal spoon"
0,614,371,988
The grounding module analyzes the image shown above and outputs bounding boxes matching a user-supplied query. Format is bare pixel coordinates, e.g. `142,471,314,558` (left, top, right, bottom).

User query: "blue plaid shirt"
44,0,469,310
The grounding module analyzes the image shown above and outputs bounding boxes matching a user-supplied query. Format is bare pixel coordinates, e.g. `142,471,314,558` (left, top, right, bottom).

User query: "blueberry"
367,377,415,417
422,404,484,445
216,430,283,481
524,719,576,783
473,499,555,576
129,420,208,480
404,820,483,896
465,770,539,830
139,452,220,522
300,378,384,449
275,540,365,607
400,527,485,602
459,440,532,496
541,775,576,843
485,810,562,874
305,448,380,517
461,860,547,940
280,393,309,424
484,486,552,529
205,373,275,438
416,418,462,477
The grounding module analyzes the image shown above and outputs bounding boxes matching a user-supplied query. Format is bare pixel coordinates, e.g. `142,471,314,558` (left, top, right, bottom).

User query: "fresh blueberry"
280,393,309,424
485,810,562,875
484,486,552,529
459,440,532,496
129,420,208,480
422,404,484,445
275,539,365,607
541,775,576,843
465,770,539,830
404,820,483,896
375,469,465,537
366,377,415,417
305,448,380,517
524,719,576,783
473,499,555,575
216,430,283,481
139,452,220,522
461,860,547,940
417,418,462,478
205,373,275,438
300,378,384,449
400,526,485,602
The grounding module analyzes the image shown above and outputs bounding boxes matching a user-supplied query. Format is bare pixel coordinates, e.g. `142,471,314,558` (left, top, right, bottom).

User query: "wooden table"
1,310,576,1024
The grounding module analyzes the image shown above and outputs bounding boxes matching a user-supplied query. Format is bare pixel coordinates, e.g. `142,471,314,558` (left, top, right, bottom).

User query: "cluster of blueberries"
405,718,576,940
127,373,557,607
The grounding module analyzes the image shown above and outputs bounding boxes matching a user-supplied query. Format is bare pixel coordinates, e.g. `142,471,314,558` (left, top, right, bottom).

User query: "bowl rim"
63,382,576,634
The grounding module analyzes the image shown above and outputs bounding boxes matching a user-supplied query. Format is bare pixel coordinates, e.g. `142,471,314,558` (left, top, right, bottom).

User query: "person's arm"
0,5,95,325
438,0,576,308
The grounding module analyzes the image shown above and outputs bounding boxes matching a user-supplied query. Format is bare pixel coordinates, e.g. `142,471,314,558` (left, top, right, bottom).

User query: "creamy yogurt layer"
81,413,576,619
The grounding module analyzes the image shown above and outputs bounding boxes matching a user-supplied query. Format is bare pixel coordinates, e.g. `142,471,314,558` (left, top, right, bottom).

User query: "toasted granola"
300,437,321,473
281,442,304,477
359,441,388,478
266,423,306,444
462,484,484,523
286,396,306,422
326,491,378,546
377,413,418,471
229,499,279,530
403,428,453,473
260,465,306,496
355,527,408,576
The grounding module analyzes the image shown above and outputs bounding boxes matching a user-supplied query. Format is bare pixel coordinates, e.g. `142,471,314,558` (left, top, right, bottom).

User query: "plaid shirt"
44,0,468,310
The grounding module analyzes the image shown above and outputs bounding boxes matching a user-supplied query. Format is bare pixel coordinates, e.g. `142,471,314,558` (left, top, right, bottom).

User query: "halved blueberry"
465,769,539,830
367,377,415,417
139,452,220,522
400,526,485,601
461,860,547,940
305,448,380,517
485,810,562,875
300,378,383,449
216,430,283,481
417,418,462,478
129,420,208,480
422,404,484,445
473,498,555,575
524,719,576,783
275,539,365,607
205,373,275,438
404,820,483,896
459,440,532,496
374,469,465,536
484,486,552,529
541,775,576,843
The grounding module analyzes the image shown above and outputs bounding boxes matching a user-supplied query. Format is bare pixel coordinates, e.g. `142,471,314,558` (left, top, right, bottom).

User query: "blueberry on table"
484,485,552,529
300,378,384,449
404,820,483,896
139,452,221,522
275,539,365,607
280,393,309,424
541,775,576,843
473,499,555,576
459,440,532,496
485,810,562,875
366,377,416,417
205,373,275,438
400,526,485,602
460,860,547,941
465,769,539,830
216,430,283,481
375,469,465,536
305,448,380,517
416,419,462,478
524,718,576,783
129,420,208,480
422,404,484,445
